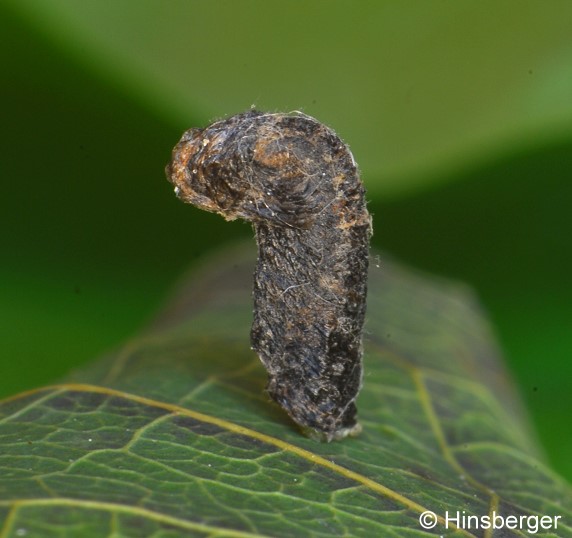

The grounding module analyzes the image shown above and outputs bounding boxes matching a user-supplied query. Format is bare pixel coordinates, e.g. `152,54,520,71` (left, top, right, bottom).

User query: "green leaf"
1,245,570,537
6,1,572,197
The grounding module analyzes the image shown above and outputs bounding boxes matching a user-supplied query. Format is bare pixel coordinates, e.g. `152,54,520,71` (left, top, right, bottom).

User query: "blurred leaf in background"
1,0,571,483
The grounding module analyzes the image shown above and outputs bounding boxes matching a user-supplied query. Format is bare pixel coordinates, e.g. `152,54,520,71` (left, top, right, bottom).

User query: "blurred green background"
1,2,571,482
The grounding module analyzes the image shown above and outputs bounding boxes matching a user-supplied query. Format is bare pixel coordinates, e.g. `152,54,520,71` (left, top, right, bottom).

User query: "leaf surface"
1,245,570,537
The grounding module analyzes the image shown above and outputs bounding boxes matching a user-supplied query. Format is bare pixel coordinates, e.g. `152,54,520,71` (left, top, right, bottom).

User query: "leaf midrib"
0,497,271,538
